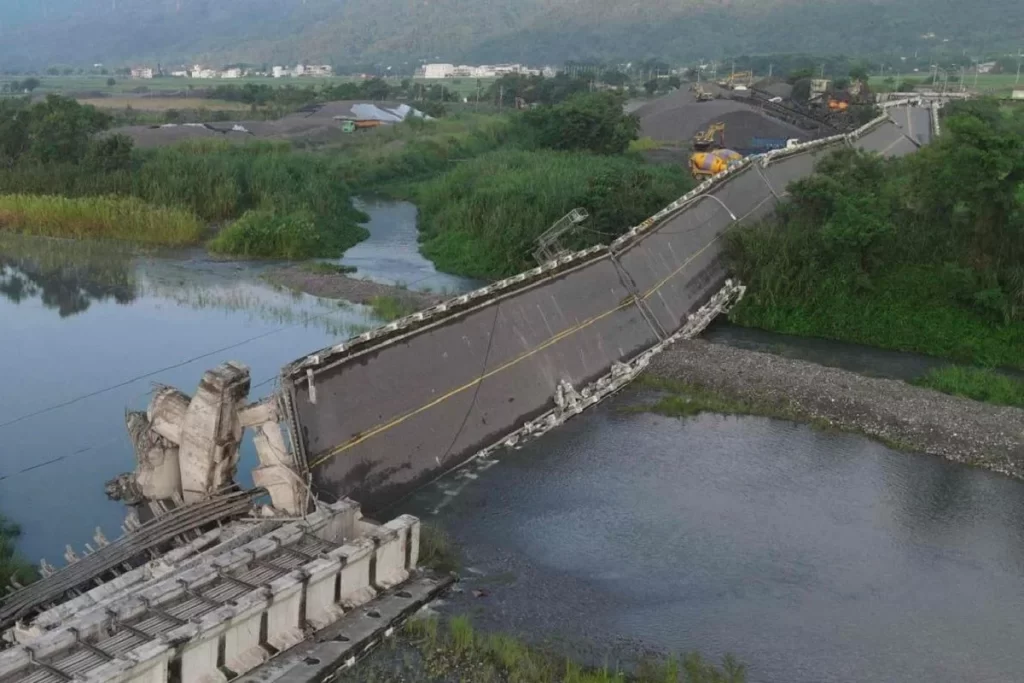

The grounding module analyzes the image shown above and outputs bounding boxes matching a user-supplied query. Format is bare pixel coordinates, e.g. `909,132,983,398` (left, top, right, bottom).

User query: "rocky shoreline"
646,340,1024,478
265,265,443,308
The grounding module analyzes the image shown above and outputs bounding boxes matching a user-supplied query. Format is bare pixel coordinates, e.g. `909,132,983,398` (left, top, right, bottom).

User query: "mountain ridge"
0,0,1016,69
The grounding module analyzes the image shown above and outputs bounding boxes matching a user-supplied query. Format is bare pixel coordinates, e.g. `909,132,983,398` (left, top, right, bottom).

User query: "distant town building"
421,62,545,79
272,66,289,78
301,64,333,77
221,68,243,79
130,67,154,79
423,63,455,79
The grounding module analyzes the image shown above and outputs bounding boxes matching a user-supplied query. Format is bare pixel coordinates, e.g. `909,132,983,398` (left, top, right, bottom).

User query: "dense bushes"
209,209,367,259
728,100,1024,367
521,92,640,154
0,97,371,256
414,149,691,279
0,517,36,590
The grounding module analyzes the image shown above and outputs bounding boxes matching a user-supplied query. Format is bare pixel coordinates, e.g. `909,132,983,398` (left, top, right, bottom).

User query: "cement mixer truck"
689,122,744,180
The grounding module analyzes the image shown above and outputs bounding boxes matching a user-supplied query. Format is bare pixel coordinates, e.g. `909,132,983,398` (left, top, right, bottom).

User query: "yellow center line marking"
310,232,721,469
310,299,635,468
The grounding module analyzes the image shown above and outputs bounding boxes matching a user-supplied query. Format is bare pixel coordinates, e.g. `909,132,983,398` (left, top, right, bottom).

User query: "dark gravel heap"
636,88,806,147
648,340,1024,476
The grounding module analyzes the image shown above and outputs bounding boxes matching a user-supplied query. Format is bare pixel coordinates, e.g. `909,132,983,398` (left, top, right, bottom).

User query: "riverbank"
645,340,1024,476
265,264,441,310
338,616,745,683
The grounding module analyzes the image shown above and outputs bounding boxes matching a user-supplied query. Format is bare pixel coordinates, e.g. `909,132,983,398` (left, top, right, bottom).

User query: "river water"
401,401,1024,683
0,200,473,564
3,201,1024,681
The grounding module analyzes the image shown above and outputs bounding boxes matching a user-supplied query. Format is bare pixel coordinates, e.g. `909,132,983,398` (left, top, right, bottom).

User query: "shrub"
209,209,368,259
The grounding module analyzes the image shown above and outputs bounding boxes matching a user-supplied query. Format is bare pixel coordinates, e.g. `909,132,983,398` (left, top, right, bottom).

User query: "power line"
0,309,348,432
0,432,127,483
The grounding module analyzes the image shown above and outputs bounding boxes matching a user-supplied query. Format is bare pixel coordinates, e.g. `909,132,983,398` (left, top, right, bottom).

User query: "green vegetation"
415,149,691,279
631,376,912,451
418,523,460,573
0,96,370,257
0,194,202,245
0,517,37,590
4,0,1020,76
729,99,1024,369
914,366,1024,409
521,93,639,155
209,209,365,259
632,376,806,422
399,615,746,683
368,295,419,321
333,114,517,190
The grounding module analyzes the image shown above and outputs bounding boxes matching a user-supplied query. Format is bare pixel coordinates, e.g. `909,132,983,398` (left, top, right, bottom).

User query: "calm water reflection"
0,200,477,564
403,401,1024,683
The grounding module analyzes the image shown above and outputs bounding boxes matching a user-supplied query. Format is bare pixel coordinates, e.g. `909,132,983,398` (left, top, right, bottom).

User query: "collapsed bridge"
277,99,937,511
0,98,943,683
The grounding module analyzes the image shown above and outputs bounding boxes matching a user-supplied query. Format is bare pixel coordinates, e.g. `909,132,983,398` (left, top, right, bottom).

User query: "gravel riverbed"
648,340,1024,477
265,265,443,308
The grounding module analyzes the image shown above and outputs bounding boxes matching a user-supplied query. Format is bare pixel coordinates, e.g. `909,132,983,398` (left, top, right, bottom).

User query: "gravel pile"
647,340,1024,477
636,88,806,147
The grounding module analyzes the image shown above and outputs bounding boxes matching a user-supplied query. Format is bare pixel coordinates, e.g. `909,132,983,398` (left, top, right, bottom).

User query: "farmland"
868,72,1022,95
77,97,253,111
3,74,497,100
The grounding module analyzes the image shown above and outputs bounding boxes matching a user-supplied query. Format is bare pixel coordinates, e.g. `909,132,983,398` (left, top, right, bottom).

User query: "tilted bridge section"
277,99,939,511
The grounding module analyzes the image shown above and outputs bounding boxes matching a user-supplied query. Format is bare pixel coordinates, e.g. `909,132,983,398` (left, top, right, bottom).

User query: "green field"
3,74,497,100
868,72,1022,95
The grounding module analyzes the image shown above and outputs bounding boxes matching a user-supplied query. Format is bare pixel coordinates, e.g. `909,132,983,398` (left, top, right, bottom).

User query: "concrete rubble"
0,501,428,683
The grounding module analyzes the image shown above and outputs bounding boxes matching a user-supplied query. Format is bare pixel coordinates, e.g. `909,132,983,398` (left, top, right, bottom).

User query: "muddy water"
399,399,1024,683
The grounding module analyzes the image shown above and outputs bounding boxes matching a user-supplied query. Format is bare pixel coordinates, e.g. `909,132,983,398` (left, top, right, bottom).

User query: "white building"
221,68,243,79
423,63,455,79
301,64,333,77
272,66,289,78
130,67,154,79
170,70,189,78
194,68,218,79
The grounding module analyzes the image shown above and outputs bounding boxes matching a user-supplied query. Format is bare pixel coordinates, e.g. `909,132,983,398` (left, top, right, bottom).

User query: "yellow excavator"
717,71,753,89
692,83,715,102
689,122,743,180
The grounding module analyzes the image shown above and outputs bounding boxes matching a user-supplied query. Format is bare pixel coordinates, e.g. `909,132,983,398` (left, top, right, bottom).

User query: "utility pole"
959,65,965,91
498,84,503,112
768,63,773,79
1017,50,1022,85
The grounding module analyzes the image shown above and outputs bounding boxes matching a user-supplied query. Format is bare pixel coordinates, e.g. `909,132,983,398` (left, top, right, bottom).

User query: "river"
400,399,1024,683
0,199,474,564
2,201,1024,681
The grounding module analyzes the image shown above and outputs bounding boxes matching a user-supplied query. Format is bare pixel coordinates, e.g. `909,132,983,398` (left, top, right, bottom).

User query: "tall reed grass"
413,148,691,279
0,194,202,245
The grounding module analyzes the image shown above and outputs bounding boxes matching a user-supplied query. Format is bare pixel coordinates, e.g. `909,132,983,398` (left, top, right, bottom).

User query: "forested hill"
1,0,1018,69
